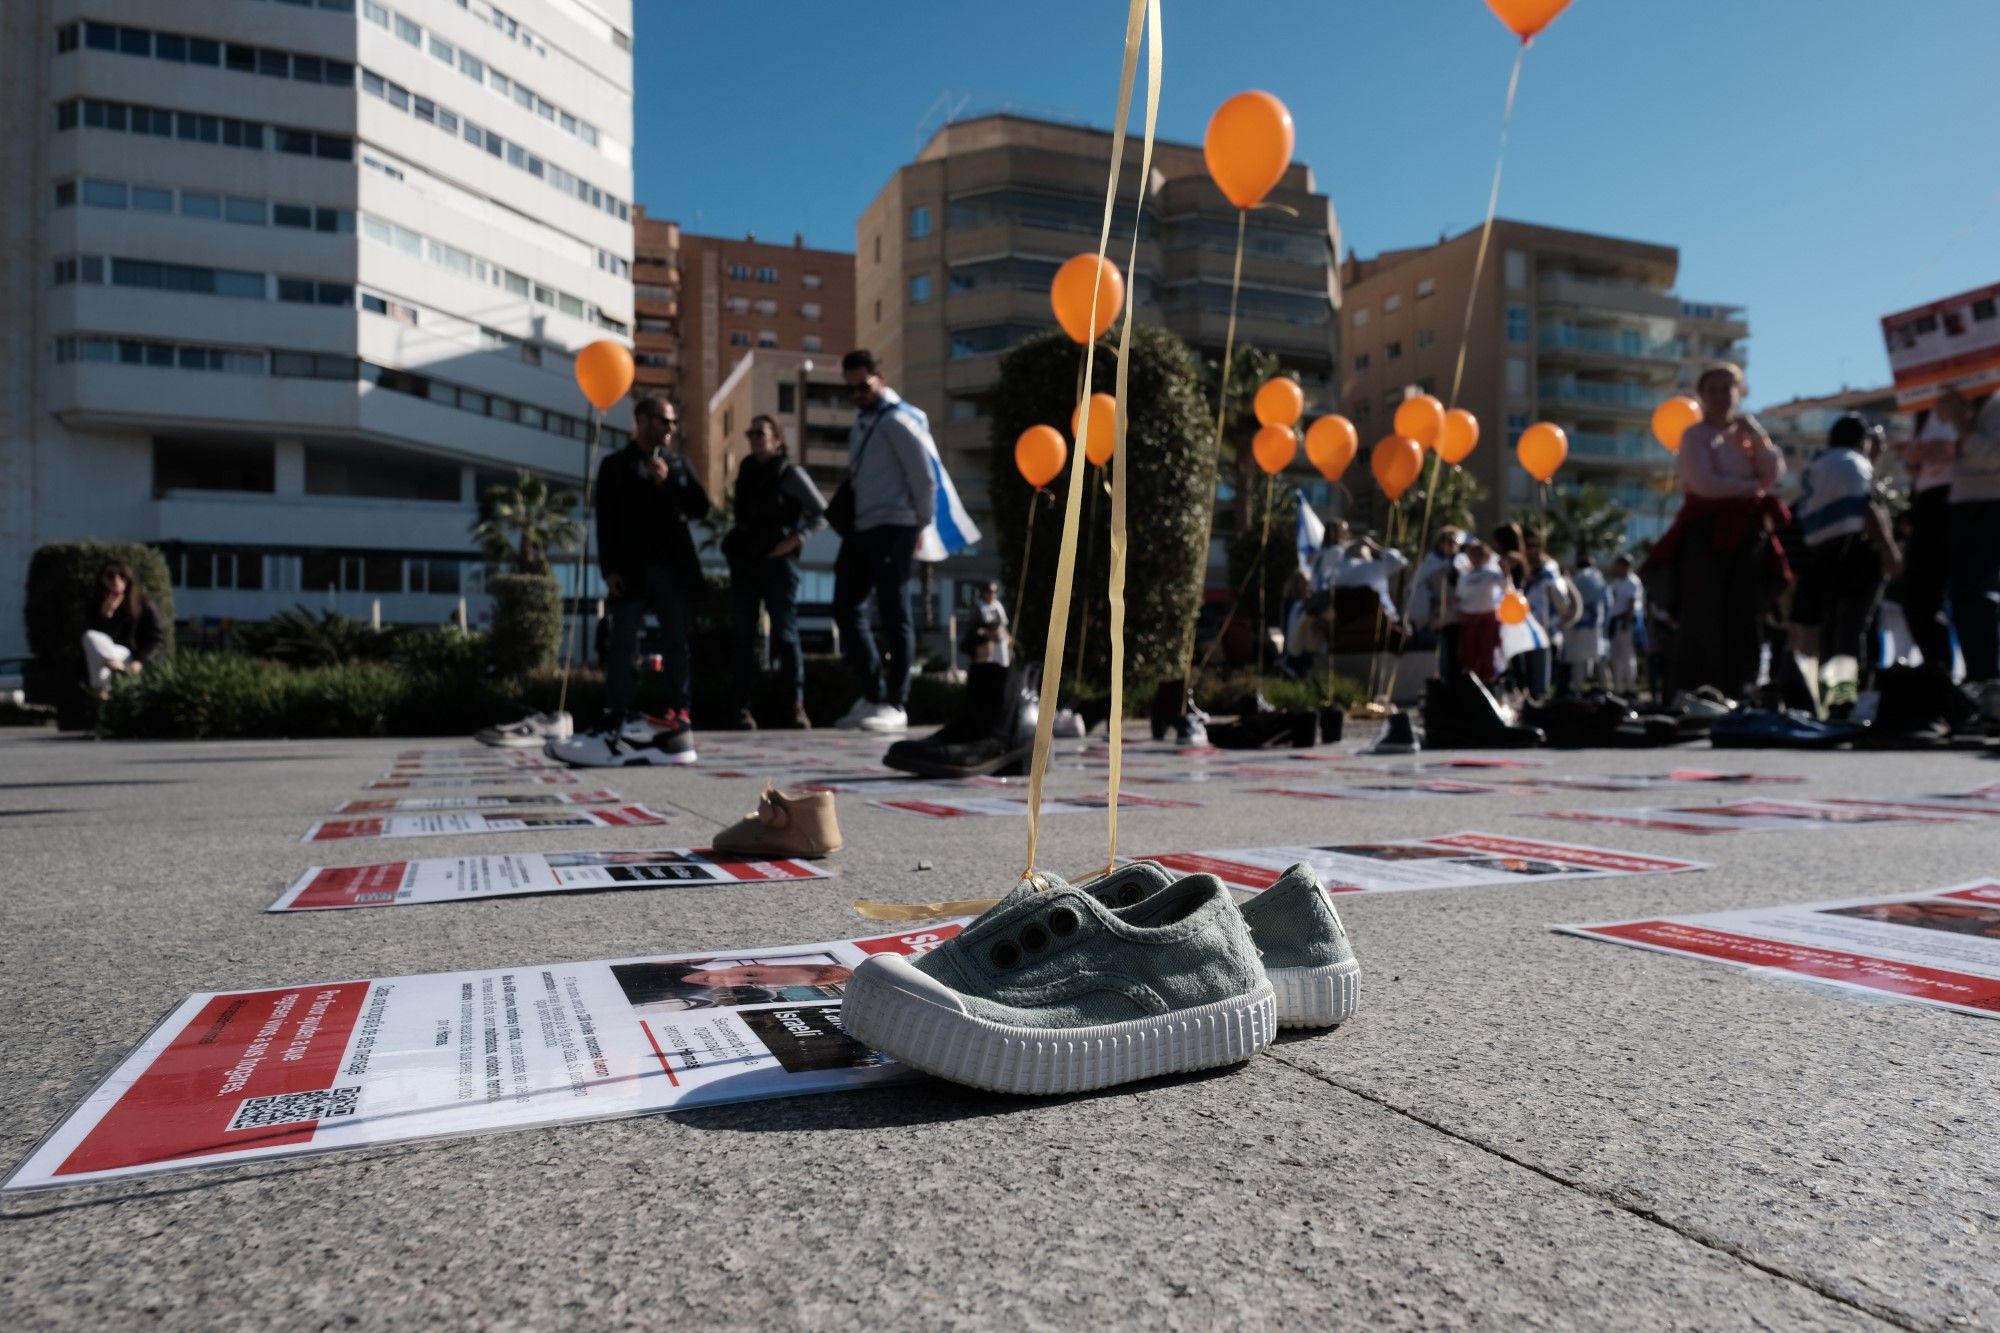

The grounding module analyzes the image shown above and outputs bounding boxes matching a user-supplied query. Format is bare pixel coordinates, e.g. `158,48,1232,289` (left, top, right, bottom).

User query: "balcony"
1537,272,1681,321
1538,324,1683,364
1566,431,1663,462
1538,378,1659,414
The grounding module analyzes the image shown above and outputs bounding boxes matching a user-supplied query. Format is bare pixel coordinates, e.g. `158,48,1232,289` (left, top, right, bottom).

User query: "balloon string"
1073,475,1101,697
1012,497,1039,633
555,409,604,720
1364,498,1406,704
1021,0,1148,885
1101,0,1159,872
1183,208,1247,693
1255,470,1274,684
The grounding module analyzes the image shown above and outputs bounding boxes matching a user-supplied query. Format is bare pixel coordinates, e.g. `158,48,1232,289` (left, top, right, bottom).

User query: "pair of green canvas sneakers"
841,860,1359,1096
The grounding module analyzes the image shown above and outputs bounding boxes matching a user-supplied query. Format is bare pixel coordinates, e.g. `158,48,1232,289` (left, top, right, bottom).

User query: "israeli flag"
1500,611,1550,661
1294,493,1325,575
898,403,980,562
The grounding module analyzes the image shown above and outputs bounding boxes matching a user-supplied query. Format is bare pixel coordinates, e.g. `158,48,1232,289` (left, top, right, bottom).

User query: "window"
363,0,388,24
54,181,75,207
754,298,778,316
1352,353,1369,371
1973,297,1997,323
82,179,127,208
757,331,778,348
757,266,779,283
909,206,932,239
803,272,822,290
800,302,821,320
1416,278,1436,300
430,34,453,63
394,14,420,44
1504,303,1529,343
1415,329,1435,349
1504,249,1527,289
1353,307,1370,328
874,235,881,263
1384,294,1403,313
727,263,751,281
1505,356,1527,396
1506,412,1529,442
729,331,750,347
181,192,221,219
1385,340,1402,361
802,335,822,352
727,296,749,314
909,274,932,304
225,196,267,225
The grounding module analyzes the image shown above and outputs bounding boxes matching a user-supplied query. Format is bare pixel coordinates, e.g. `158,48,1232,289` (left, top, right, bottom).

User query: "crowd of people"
80,356,2000,749
1276,364,2000,727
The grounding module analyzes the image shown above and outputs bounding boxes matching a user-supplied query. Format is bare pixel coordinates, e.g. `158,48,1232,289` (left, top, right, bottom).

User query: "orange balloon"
1516,422,1568,482
574,340,635,411
1393,394,1446,450
1203,91,1295,211
1484,0,1573,41
1050,254,1125,344
1305,415,1358,482
1254,376,1305,428
1370,434,1423,501
1014,425,1067,490
1252,425,1297,476
1499,590,1530,626
1651,395,1701,453
1438,409,1480,465
1071,393,1117,467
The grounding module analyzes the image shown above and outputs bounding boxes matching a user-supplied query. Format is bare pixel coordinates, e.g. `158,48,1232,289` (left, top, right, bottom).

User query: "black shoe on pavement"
1421,673,1545,749
1209,709,1319,750
883,662,1039,778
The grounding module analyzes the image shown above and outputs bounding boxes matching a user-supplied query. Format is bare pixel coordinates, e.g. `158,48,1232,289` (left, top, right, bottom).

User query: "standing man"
724,413,826,730
1938,388,2000,712
832,349,937,733
1605,553,1644,694
552,394,710,766
1792,414,1900,710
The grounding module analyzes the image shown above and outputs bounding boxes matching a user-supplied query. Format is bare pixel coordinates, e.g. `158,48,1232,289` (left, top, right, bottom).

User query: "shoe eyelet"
1019,924,1049,953
1117,884,1145,907
1048,907,1079,937
990,940,1021,970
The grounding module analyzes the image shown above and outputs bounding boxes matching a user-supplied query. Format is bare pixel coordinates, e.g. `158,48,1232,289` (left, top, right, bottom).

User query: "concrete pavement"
0,727,1995,1330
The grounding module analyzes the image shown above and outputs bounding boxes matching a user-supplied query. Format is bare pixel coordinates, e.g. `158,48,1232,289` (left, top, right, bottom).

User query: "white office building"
0,0,636,660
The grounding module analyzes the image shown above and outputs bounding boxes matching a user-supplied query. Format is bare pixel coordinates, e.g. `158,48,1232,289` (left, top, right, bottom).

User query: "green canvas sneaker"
840,871,1276,1095
1081,860,1359,1029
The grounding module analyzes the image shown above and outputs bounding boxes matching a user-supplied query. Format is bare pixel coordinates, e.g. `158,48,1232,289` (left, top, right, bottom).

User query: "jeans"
603,564,692,722
1948,498,2000,682
834,524,919,706
730,556,803,706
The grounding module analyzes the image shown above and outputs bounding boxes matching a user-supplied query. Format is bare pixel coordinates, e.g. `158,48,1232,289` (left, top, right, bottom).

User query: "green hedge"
24,541,176,728
487,574,563,678
96,651,966,739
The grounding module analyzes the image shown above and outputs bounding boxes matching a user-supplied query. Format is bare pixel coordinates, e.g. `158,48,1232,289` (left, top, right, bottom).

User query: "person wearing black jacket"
554,395,710,766
83,560,165,697
723,414,826,728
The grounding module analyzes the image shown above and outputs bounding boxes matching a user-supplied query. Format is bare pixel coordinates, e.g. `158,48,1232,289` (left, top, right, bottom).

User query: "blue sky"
631,0,1998,409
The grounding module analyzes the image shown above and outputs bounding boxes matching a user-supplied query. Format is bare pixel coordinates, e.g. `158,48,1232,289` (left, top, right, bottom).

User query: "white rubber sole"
1267,959,1360,1029
480,732,563,748
840,954,1277,1096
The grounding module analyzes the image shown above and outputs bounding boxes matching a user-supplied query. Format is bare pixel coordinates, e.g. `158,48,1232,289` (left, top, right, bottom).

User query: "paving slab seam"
1263,1049,1928,1333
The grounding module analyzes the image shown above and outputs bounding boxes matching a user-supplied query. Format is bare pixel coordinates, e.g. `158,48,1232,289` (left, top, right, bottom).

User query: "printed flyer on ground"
271,849,831,912
367,773,585,790
1556,882,2000,1017
1497,769,1806,792
302,806,669,843
335,791,621,814
6,924,965,1191
870,793,1203,819
1130,832,1705,896
1546,799,1985,836
1250,779,1502,802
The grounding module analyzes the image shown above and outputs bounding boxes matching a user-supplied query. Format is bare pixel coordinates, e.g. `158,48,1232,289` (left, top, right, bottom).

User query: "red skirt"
1459,611,1501,681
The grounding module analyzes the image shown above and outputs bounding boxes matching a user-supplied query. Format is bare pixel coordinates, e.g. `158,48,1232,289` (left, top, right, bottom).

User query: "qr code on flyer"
228,1086,361,1131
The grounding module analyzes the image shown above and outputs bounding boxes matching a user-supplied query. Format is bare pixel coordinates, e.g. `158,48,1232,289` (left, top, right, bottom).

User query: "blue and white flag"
1294,493,1325,575
901,403,980,562
1500,610,1550,661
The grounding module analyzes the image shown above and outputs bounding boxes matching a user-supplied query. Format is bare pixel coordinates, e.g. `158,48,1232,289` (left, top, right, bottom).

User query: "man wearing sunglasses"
551,395,711,766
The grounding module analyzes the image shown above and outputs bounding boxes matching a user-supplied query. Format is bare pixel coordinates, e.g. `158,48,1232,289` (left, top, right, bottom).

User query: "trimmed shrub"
488,574,563,678
235,606,389,667
24,541,175,728
987,327,1216,692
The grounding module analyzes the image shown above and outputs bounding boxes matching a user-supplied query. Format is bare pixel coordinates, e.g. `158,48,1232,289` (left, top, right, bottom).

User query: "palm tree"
470,471,583,575
1392,464,1489,556
1542,482,1634,566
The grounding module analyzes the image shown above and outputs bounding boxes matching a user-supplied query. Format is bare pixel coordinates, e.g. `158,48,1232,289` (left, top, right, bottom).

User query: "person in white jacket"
1605,554,1644,693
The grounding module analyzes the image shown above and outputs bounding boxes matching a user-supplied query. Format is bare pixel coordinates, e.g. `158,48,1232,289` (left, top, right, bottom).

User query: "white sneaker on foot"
475,711,573,747
834,698,875,730
857,703,909,733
